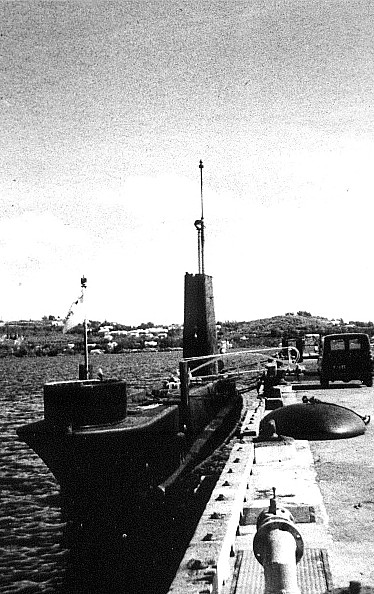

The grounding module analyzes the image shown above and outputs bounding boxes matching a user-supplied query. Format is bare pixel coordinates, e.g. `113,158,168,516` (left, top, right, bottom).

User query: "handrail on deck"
182,346,300,377
178,346,300,433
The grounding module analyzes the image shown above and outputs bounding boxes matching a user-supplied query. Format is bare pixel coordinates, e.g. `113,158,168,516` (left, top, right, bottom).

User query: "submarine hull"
17,378,241,534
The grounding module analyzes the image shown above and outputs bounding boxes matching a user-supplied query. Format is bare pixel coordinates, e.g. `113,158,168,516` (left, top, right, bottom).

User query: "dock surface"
168,382,374,593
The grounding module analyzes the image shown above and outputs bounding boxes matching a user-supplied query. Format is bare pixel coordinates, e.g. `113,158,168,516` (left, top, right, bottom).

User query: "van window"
330,339,345,351
349,338,362,350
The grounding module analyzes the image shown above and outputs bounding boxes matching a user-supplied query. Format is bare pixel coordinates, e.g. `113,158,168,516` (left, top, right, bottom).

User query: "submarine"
17,162,243,538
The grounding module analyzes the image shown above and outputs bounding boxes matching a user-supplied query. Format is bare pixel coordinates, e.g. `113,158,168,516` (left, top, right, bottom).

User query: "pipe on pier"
253,492,304,594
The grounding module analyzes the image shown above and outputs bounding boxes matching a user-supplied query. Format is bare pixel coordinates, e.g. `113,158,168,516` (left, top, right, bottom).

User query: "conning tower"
183,160,217,373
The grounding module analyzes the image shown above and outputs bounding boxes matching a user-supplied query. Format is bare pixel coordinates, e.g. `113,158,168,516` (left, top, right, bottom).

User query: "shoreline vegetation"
1,312,374,359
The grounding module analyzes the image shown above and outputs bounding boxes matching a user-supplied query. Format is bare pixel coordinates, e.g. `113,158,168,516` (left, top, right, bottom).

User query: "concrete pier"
168,384,374,593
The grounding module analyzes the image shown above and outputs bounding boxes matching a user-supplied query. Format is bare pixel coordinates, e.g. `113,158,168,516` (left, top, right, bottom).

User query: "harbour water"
0,352,181,594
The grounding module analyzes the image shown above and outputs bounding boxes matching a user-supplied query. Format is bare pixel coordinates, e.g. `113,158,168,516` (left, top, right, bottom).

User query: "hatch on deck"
259,398,369,440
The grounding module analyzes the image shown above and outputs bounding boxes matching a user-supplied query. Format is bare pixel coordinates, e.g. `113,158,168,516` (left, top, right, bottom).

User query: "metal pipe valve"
253,490,304,594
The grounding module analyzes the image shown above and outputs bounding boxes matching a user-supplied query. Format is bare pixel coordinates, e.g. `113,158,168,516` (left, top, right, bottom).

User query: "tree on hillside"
297,311,312,317
139,322,155,329
270,328,282,338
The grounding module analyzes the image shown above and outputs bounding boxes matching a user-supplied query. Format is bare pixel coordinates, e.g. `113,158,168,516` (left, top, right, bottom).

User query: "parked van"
318,333,373,388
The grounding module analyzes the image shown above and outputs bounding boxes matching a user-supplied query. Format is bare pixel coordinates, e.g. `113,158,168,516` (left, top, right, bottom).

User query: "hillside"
2,313,374,357
218,314,374,349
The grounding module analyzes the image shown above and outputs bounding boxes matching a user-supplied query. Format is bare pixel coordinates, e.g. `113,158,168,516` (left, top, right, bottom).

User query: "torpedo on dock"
259,397,370,440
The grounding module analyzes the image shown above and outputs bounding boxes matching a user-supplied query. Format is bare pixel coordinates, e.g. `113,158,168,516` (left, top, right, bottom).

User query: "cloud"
1,151,373,325
0,212,92,320
96,174,200,225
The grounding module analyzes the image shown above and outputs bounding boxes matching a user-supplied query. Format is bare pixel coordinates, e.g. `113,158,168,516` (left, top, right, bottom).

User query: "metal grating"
241,505,316,525
230,548,333,593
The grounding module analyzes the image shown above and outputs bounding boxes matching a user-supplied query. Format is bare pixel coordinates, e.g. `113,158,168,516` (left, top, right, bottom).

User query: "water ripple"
1,352,180,593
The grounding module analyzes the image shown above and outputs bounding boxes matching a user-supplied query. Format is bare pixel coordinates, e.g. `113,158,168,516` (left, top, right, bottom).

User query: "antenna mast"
194,160,206,274
199,160,205,275
81,275,89,379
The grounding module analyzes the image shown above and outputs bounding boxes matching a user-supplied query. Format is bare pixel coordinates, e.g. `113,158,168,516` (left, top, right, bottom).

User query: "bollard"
253,490,304,594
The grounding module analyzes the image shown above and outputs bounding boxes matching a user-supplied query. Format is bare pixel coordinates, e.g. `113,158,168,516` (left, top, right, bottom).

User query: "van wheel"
320,377,329,388
364,376,373,387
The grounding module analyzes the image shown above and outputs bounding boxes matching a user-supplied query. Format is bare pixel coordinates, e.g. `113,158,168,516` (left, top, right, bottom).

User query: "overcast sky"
1,1,374,325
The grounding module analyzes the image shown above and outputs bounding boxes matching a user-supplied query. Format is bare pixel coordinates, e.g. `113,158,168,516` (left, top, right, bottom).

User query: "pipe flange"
253,517,304,565
256,505,295,529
